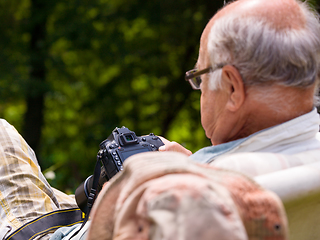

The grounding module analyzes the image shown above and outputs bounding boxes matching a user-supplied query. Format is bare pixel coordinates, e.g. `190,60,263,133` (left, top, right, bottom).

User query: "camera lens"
75,175,93,213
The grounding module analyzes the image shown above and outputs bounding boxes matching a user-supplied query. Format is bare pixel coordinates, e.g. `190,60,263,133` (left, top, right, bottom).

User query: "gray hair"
207,0,320,104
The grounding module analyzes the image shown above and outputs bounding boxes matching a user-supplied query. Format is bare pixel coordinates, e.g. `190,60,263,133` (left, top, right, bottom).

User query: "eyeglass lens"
189,77,201,89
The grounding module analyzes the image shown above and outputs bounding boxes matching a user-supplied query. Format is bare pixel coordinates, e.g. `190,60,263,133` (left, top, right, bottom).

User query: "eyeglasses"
185,64,225,90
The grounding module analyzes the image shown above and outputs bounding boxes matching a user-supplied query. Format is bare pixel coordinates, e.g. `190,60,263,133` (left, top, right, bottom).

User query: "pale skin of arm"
158,136,193,156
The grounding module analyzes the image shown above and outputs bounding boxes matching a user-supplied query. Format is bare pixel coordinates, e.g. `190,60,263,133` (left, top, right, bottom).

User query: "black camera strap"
5,208,84,240
86,156,102,217
69,156,101,239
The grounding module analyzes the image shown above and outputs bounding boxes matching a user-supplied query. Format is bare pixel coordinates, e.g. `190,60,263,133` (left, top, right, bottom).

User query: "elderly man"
160,0,320,177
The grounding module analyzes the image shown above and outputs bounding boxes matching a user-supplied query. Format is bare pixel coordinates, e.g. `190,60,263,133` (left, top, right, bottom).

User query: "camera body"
75,126,164,213
98,126,164,180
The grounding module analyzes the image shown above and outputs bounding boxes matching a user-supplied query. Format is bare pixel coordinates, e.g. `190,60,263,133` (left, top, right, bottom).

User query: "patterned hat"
87,151,288,240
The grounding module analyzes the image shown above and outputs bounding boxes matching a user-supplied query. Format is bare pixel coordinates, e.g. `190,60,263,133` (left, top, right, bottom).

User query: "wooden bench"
255,161,320,240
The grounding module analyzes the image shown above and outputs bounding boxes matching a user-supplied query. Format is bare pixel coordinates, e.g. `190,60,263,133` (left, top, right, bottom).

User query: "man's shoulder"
0,119,24,142
0,118,13,127
211,149,320,177
0,118,20,134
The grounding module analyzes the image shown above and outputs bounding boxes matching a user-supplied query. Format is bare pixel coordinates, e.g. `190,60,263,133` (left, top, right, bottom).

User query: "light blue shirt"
190,138,248,163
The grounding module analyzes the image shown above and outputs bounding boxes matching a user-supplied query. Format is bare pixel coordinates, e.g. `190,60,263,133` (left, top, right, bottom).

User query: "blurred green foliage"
0,0,224,192
0,0,319,193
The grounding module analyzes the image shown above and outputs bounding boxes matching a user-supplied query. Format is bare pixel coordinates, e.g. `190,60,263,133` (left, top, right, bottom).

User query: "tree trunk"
22,0,48,166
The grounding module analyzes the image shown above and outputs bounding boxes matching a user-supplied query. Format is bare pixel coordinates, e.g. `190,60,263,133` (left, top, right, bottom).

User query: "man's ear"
221,65,245,112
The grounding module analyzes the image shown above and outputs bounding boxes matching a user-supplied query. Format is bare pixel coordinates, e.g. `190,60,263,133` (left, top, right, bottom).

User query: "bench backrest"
255,161,320,240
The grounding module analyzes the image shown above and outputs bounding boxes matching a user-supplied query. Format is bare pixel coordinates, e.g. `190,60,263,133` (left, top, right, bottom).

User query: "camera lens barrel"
75,175,93,213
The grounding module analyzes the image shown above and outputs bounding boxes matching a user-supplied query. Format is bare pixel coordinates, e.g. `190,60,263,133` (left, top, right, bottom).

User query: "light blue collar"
190,137,248,164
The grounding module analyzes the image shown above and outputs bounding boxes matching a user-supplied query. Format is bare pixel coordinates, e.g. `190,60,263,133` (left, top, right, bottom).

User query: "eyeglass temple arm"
185,67,212,80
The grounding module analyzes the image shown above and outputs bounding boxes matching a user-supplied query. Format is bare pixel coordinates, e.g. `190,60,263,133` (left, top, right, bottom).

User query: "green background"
0,0,318,193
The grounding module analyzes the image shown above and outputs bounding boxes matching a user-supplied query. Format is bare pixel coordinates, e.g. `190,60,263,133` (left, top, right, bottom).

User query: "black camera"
75,126,164,213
